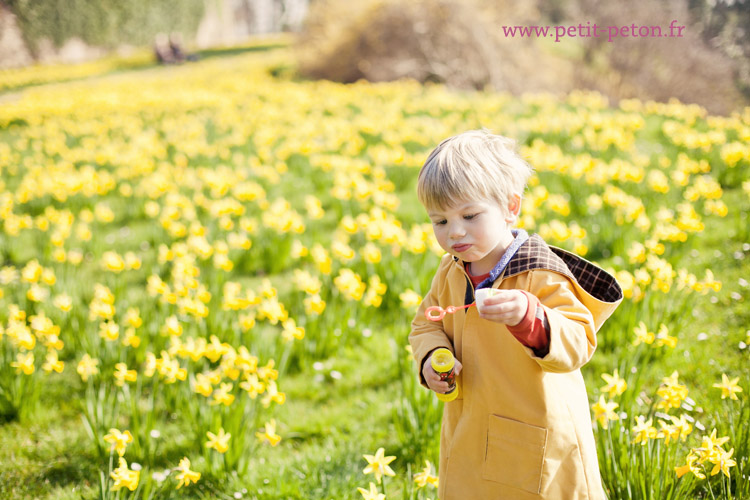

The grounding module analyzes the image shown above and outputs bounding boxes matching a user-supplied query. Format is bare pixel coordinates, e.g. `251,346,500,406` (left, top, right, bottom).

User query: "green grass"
0,45,748,500
0,223,746,498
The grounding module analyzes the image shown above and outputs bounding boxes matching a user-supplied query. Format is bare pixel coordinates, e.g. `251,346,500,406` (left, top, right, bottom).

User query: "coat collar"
451,231,623,305
452,229,529,290
506,234,623,304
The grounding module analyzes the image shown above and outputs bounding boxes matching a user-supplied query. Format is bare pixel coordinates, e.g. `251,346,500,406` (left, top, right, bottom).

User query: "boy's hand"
422,352,462,394
477,289,527,326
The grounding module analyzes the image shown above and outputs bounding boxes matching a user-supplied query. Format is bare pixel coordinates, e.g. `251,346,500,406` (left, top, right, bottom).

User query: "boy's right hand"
423,352,463,394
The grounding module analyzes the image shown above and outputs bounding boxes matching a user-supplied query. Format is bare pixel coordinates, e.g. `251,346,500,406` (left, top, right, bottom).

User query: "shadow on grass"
195,42,289,60
0,449,99,499
0,40,290,98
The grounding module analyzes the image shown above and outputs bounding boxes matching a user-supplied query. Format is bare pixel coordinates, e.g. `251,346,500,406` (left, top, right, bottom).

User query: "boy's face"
427,196,519,276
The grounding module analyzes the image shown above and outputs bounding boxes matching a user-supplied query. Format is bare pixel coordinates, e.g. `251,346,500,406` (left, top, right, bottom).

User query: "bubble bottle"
431,348,459,402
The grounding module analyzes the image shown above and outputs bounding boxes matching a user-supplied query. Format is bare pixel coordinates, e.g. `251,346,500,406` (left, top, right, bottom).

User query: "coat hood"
504,233,623,331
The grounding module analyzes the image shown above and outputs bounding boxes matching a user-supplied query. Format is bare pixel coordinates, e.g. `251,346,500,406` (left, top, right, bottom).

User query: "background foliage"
5,0,204,53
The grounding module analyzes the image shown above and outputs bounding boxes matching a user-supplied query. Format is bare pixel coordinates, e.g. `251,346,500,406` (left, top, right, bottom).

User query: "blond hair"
417,130,533,213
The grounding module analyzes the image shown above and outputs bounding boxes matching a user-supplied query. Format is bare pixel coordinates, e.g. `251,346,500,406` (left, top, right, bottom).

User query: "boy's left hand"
477,289,527,326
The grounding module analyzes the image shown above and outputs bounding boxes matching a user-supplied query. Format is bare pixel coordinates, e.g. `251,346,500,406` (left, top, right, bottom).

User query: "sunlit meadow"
0,44,748,499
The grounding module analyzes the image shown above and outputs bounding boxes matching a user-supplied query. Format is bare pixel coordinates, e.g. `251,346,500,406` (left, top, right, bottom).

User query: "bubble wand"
424,289,500,321
424,303,474,321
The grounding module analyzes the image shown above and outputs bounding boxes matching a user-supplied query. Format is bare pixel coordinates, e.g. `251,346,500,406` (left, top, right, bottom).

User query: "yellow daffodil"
675,451,705,479
591,395,619,429
290,240,308,258
631,415,658,445
700,428,730,453
42,351,64,373
99,320,120,341
124,308,142,328
709,447,736,478
712,373,743,400
656,371,689,412
114,363,137,387
633,322,655,346
210,382,235,406
258,360,278,381
256,419,281,446
281,319,305,342
240,373,265,398
110,457,139,491
304,294,326,315
174,457,201,488
293,269,322,295
654,324,678,348
26,284,49,302
399,290,422,309
413,460,439,489
77,354,99,381
102,251,125,272
363,448,396,484
261,380,286,408
205,428,231,453
104,428,133,456
53,294,73,312
121,328,141,348
357,482,386,500
11,352,35,375
162,315,183,336
657,414,692,444
193,372,213,397
600,370,627,398
362,242,382,264
21,259,42,283
334,268,366,301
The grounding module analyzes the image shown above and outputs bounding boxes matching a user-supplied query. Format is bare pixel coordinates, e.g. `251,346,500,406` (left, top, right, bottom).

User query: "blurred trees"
296,0,749,114
1,0,310,62
687,0,750,98
5,0,204,53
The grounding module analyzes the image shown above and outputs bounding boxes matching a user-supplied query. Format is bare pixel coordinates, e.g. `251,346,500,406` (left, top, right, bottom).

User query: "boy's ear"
505,193,521,223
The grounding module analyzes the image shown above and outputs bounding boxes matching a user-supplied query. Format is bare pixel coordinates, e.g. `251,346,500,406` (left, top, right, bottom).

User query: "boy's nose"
448,223,466,239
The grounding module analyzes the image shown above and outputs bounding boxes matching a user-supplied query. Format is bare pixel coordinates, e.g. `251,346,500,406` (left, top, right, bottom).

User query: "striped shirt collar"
454,229,530,290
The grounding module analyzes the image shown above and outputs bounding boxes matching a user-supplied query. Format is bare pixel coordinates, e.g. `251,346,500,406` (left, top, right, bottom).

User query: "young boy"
409,130,623,499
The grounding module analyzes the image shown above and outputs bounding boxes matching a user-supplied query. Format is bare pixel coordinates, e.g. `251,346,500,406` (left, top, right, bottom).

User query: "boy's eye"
433,220,447,225
464,213,479,220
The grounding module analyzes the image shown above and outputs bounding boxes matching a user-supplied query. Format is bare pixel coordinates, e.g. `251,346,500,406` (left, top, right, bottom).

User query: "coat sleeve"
409,257,455,387
524,269,597,373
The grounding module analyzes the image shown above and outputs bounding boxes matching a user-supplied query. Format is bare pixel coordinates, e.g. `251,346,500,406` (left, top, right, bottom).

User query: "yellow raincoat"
410,233,622,499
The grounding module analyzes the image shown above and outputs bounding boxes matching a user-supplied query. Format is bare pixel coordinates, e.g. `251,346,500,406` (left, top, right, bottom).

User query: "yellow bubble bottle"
431,348,459,402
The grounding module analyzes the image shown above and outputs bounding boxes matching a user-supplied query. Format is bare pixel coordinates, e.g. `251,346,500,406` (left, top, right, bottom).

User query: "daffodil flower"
104,428,133,456
363,448,396,484
357,482,386,500
600,370,627,398
205,428,231,453
709,447,736,478
413,460,439,489
110,457,139,491
256,419,281,446
591,395,619,429
174,457,200,488
712,373,743,400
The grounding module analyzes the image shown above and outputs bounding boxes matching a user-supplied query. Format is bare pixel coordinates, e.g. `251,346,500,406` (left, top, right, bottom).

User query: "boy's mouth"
452,243,472,253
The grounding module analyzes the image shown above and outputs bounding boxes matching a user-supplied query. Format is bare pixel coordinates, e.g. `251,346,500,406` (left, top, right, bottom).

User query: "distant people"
154,32,198,65
168,32,187,63
154,33,176,64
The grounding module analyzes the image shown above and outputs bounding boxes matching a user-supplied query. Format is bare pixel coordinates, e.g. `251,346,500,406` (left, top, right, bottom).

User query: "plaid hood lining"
504,234,623,304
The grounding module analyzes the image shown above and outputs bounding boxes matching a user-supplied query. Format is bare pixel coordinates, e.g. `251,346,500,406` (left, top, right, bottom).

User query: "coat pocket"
482,414,548,494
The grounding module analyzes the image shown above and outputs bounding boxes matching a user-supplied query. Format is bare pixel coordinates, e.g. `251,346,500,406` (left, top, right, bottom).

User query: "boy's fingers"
482,290,512,305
